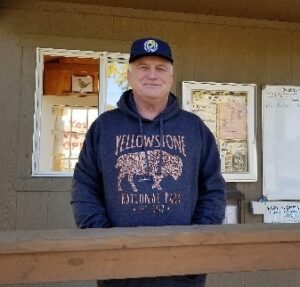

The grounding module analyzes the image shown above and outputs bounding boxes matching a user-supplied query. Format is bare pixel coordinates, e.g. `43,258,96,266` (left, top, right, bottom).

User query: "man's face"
127,56,173,102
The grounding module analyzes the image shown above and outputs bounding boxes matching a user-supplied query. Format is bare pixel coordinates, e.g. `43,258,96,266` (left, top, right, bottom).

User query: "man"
71,37,226,287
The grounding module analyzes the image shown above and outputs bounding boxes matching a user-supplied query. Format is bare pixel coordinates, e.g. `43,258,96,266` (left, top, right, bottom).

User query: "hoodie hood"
117,89,180,122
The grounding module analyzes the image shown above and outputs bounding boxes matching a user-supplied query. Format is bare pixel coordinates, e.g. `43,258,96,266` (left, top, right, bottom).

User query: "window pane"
52,106,97,172
70,132,86,157
55,158,70,172
72,109,88,133
61,107,72,132
106,61,129,111
70,159,78,170
88,108,98,127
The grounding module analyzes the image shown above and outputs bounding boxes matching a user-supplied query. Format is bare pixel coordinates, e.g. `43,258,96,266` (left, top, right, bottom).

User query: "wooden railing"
0,224,299,284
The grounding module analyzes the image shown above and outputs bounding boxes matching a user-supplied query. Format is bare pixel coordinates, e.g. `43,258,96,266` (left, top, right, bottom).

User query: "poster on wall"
182,81,257,182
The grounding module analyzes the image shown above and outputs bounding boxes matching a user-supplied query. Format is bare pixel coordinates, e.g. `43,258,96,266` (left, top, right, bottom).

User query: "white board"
262,85,300,200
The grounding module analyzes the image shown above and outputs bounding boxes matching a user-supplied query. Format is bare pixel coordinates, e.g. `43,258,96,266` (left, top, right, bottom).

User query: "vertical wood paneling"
20,9,55,35
245,27,268,84
53,11,88,38
0,8,23,34
192,23,220,82
82,14,114,40
16,192,48,230
292,31,300,85
113,16,167,41
206,273,219,287
15,46,36,180
0,8,52,35
218,272,245,287
219,25,245,83
291,270,300,287
175,43,193,100
267,29,292,84
0,33,21,231
166,21,196,98
48,192,76,229
245,271,269,287
270,270,292,287
244,270,299,287
165,20,195,44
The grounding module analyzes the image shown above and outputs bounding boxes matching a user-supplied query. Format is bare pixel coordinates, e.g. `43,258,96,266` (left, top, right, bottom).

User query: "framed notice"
182,81,257,182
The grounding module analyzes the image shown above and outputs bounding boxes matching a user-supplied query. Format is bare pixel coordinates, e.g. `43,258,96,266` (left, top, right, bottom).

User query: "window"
33,48,129,176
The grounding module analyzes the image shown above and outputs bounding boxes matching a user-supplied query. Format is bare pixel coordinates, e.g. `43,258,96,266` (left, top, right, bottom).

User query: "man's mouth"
144,83,161,87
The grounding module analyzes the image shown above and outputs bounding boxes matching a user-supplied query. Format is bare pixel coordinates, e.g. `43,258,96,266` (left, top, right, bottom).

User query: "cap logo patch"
144,39,158,52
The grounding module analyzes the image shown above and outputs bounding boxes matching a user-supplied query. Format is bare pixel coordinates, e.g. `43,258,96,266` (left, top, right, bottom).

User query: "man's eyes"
137,65,168,72
156,66,167,72
138,65,149,70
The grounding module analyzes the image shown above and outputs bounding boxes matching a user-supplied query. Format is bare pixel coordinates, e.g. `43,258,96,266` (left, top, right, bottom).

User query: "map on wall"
182,82,257,182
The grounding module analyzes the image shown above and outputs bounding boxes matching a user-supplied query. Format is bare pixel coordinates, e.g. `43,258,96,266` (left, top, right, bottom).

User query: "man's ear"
127,68,131,85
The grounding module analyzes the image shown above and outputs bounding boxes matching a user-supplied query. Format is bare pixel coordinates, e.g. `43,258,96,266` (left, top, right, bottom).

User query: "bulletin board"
262,85,300,200
182,82,257,182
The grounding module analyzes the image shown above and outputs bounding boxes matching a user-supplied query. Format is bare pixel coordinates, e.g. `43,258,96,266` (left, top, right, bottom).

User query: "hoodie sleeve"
71,120,111,228
192,124,226,225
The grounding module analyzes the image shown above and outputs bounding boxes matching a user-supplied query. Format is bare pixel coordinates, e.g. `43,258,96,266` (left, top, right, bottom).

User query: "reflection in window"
52,106,98,172
33,48,129,176
106,61,129,110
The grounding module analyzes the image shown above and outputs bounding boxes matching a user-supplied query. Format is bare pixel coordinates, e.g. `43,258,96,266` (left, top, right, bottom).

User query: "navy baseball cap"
129,37,173,64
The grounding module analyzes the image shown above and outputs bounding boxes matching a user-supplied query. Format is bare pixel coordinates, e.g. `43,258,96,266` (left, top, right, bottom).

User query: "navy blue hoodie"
71,90,225,286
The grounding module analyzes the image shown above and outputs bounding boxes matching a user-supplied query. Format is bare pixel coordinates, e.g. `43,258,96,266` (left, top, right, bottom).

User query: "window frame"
32,48,129,177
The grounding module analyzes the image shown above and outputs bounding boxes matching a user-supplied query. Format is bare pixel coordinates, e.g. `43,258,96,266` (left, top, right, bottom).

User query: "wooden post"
0,224,299,284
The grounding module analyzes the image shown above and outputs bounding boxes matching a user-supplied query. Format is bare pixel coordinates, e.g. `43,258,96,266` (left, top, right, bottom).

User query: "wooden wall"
0,1,299,286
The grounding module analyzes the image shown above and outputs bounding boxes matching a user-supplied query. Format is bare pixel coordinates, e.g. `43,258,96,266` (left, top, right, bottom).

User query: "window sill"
16,175,72,192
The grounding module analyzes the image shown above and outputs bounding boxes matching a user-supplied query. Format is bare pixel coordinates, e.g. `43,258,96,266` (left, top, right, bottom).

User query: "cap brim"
129,53,173,64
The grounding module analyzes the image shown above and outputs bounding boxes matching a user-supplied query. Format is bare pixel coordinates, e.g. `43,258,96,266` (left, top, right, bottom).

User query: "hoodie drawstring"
138,115,164,180
158,113,164,175
139,118,151,180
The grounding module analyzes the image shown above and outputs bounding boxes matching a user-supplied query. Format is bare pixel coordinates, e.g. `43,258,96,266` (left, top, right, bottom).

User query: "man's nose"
147,67,158,78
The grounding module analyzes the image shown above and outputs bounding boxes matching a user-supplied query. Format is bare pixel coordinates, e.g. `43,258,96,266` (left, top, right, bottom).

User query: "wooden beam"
0,224,299,284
